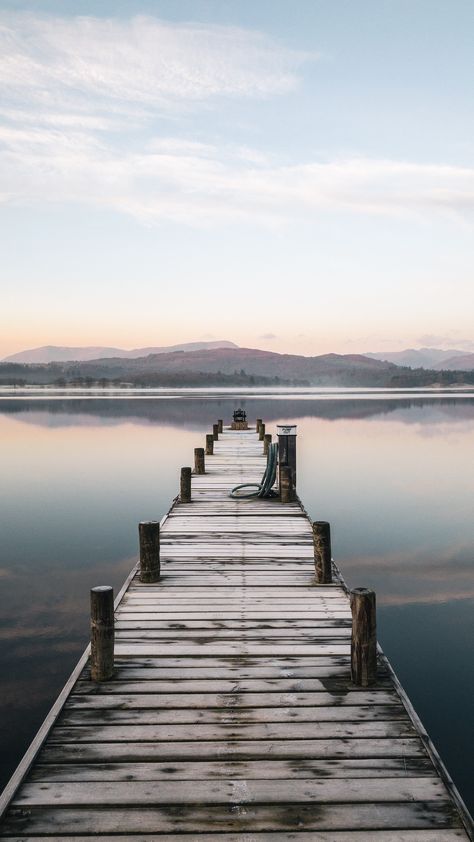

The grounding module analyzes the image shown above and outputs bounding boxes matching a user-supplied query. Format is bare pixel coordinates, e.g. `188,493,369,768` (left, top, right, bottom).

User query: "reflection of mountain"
2,396,473,429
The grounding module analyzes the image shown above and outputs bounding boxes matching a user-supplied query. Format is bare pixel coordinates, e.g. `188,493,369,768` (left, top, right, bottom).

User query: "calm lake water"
0,390,473,814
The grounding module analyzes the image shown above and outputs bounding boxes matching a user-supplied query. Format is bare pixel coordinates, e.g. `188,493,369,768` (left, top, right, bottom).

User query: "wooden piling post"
180,467,192,502
258,422,265,441
256,418,262,432
90,586,114,682
351,588,377,687
280,465,294,503
217,419,223,433
138,521,160,583
194,447,205,474
313,521,332,584
206,434,214,455
277,424,297,488
212,423,219,441
264,433,272,455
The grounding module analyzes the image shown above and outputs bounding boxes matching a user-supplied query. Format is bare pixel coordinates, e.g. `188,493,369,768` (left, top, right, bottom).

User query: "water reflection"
0,393,473,813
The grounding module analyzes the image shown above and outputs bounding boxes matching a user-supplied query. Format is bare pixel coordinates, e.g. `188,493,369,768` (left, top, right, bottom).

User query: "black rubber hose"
229,443,278,499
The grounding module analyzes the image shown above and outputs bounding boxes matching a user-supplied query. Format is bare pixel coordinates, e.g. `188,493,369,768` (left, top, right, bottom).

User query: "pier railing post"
206,434,214,455
139,521,160,583
256,418,262,432
277,424,297,489
258,422,265,441
194,447,205,474
264,433,272,455
217,419,223,433
90,586,114,682
351,588,377,686
280,465,294,503
313,521,332,584
212,423,219,441
180,467,192,502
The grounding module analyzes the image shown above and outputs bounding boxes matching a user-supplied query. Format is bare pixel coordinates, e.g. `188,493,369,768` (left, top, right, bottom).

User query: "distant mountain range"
1,343,473,388
367,348,474,371
2,346,473,388
3,340,238,364
4,342,473,371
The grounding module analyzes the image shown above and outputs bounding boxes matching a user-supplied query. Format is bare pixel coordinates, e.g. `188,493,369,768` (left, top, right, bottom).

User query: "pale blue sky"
1,0,473,357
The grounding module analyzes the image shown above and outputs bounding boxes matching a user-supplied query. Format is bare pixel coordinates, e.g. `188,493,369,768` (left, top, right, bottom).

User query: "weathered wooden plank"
14,777,447,806
115,619,352,629
114,629,351,640
37,737,430,763
60,706,409,726
48,721,416,742
1,802,462,835
29,757,437,782
113,644,352,656
73,677,387,695
0,831,467,841
114,613,351,622
81,667,354,681
68,691,397,709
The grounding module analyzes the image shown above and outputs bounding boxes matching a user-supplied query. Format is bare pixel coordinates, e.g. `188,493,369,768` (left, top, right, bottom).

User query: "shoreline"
0,385,473,400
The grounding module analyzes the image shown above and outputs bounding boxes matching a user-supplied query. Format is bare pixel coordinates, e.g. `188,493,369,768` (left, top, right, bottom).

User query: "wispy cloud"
416,334,474,351
2,130,474,226
0,11,306,118
1,12,474,227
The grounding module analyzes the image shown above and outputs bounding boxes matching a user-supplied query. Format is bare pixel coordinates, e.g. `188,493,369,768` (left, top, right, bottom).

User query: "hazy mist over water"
0,391,473,812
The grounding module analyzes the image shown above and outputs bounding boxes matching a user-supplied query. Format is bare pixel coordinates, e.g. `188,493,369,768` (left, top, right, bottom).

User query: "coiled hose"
229,442,278,499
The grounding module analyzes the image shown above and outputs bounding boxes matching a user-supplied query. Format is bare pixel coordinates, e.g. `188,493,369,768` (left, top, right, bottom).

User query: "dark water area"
0,391,473,815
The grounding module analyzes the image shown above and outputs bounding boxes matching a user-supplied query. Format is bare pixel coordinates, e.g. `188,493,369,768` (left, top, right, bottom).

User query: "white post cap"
276,424,297,436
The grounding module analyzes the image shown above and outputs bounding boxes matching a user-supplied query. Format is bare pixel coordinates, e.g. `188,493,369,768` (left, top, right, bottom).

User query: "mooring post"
351,588,377,687
139,521,160,583
280,465,294,503
277,423,297,489
206,434,214,455
212,423,219,441
313,521,332,584
180,467,192,502
90,585,114,682
259,422,266,441
194,447,205,474
256,418,263,432
264,433,272,455
217,419,223,433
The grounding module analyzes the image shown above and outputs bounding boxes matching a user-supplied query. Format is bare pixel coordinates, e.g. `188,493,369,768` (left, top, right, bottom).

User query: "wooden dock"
0,426,472,840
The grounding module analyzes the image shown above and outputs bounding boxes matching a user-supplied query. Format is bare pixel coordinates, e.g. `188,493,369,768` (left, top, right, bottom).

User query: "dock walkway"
0,427,472,839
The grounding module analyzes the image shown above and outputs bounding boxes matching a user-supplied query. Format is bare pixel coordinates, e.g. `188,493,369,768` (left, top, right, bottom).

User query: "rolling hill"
3,340,238,364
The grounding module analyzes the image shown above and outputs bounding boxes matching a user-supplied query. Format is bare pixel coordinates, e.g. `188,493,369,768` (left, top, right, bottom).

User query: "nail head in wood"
194,447,205,474
90,585,114,682
180,467,192,502
313,521,332,584
351,587,377,687
205,434,214,455
139,521,160,583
